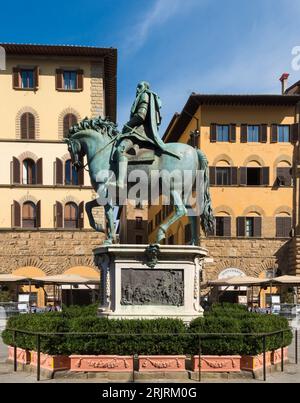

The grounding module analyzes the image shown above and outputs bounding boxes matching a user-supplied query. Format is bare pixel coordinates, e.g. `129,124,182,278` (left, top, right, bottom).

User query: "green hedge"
1,304,293,356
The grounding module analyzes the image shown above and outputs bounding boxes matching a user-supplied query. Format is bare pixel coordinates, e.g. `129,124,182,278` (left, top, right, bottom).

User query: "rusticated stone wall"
199,237,291,282
0,229,105,275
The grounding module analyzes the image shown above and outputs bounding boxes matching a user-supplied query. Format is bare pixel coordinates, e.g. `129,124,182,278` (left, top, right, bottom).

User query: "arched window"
22,159,36,185
65,159,79,185
20,112,35,139
22,202,36,228
63,114,77,137
64,202,78,228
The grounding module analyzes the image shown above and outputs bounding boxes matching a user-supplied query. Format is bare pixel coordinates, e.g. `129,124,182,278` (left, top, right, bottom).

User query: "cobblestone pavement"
0,331,299,383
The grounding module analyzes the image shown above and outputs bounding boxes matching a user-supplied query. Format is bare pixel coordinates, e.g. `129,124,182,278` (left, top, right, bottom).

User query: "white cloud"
124,0,199,54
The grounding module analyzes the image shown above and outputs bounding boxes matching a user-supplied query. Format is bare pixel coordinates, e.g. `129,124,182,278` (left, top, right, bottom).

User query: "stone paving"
0,331,299,383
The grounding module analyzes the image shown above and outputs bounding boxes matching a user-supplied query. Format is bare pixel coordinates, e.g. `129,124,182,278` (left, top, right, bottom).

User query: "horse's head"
64,137,84,171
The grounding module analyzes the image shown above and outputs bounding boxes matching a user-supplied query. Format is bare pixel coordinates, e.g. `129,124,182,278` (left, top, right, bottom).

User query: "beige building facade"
0,43,117,305
148,88,300,306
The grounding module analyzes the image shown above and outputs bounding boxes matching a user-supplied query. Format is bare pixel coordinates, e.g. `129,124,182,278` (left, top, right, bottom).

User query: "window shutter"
253,217,262,237
271,124,278,143
28,113,35,139
55,158,63,185
276,217,285,238
36,158,43,185
209,167,216,186
77,69,84,90
237,217,246,237
229,124,236,143
210,124,217,143
277,167,292,187
56,69,63,90
223,217,231,237
63,114,78,137
231,167,238,186
78,202,84,229
12,201,21,227
239,167,247,186
20,113,27,139
36,201,41,228
12,67,20,89
12,157,20,184
260,124,268,143
241,124,248,143
291,123,299,143
261,167,269,186
34,66,39,89
55,201,63,228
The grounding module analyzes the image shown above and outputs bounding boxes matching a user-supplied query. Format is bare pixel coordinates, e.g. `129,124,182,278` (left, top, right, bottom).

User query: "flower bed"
241,352,272,371
271,347,289,365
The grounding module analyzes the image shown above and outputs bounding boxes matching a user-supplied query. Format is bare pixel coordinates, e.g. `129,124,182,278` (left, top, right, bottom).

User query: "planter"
8,346,30,365
30,351,70,372
193,355,241,373
241,352,271,372
138,356,186,372
271,347,288,365
70,355,133,372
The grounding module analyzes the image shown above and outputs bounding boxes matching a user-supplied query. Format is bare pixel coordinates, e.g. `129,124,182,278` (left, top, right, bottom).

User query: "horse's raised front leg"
85,199,104,233
156,190,187,243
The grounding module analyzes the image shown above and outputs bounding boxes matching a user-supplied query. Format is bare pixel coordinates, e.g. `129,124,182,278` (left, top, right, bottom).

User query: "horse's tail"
197,149,215,235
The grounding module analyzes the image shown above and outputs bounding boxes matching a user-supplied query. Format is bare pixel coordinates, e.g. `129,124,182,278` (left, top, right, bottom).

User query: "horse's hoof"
103,239,113,246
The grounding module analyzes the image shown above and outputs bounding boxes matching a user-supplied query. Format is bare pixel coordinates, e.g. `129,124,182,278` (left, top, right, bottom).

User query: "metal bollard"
13,330,17,372
36,334,41,382
263,335,267,382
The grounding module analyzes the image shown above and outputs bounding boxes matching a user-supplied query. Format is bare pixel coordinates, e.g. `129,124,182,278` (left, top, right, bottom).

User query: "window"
217,125,229,142
185,224,192,244
216,168,231,186
214,217,231,237
278,126,290,143
22,159,36,185
246,168,261,186
136,235,143,244
65,160,78,185
155,211,162,227
245,218,254,237
21,69,34,89
168,235,175,245
63,114,78,137
276,217,292,238
248,126,260,142
63,71,77,90
276,167,292,187
22,202,36,228
136,217,143,229
64,202,78,229
148,221,153,234
20,112,35,139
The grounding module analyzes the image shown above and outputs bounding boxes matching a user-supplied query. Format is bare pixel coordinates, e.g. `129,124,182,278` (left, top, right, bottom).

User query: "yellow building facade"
148,92,300,306
0,43,117,306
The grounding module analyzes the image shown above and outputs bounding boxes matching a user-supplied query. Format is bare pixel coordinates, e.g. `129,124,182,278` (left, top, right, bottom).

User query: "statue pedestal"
93,244,208,323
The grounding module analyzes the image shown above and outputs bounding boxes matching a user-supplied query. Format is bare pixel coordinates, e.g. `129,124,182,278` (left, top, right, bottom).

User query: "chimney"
279,73,290,94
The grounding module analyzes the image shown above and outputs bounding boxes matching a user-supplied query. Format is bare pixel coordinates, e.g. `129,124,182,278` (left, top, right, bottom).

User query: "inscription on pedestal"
121,269,184,306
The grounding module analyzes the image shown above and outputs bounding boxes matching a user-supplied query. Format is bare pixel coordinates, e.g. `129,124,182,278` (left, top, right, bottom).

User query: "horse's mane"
67,116,119,139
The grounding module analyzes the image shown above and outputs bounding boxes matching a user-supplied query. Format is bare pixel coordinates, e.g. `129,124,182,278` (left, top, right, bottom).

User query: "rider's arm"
122,93,149,133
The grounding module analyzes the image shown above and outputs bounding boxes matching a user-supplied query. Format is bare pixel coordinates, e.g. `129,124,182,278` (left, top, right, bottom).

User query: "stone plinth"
93,244,208,323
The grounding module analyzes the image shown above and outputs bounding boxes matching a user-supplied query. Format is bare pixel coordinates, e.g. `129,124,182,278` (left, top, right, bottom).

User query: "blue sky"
1,0,300,132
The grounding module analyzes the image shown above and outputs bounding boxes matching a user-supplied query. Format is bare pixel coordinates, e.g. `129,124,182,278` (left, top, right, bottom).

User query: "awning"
0,274,29,283
206,276,269,287
271,276,300,285
31,274,99,285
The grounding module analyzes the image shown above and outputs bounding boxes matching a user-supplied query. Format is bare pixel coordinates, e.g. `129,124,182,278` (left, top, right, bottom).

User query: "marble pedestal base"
93,245,208,323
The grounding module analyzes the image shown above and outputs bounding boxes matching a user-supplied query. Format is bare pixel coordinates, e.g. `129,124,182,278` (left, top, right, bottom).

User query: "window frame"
247,125,260,143
216,125,230,142
64,202,79,229
277,125,290,143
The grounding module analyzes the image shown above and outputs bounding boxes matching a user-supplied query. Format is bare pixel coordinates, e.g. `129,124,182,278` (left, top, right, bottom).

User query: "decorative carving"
141,357,181,369
121,269,184,306
144,244,160,269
